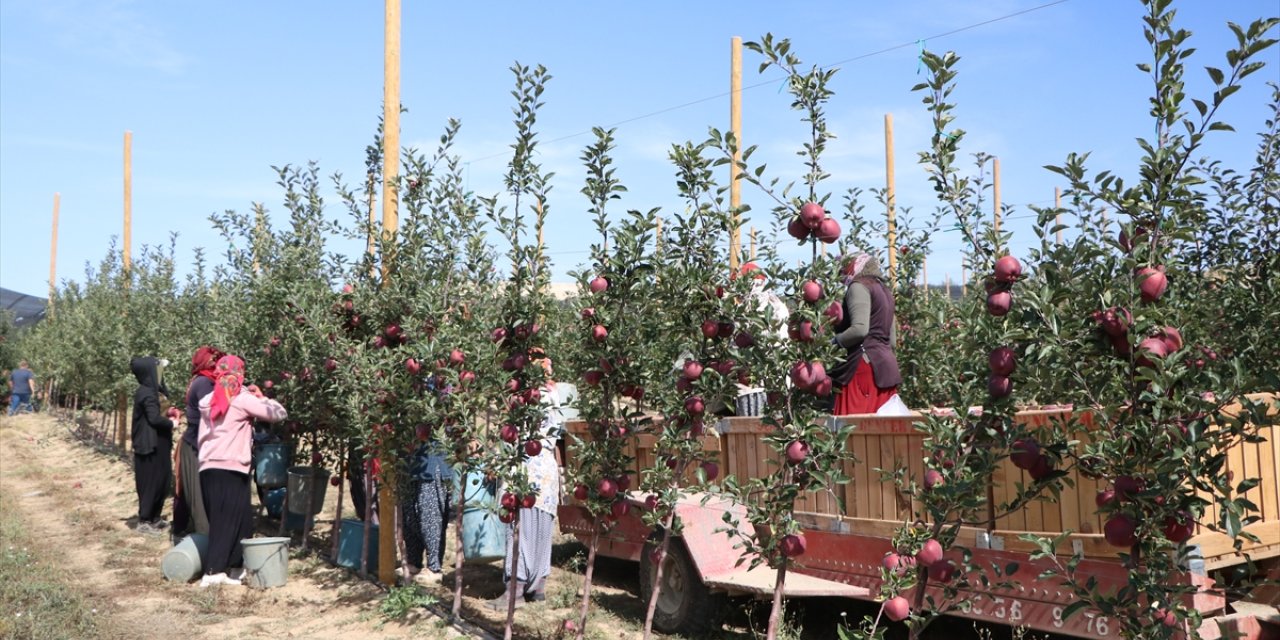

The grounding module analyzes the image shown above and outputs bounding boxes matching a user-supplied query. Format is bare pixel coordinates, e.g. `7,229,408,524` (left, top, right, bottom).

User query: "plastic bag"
875,394,913,416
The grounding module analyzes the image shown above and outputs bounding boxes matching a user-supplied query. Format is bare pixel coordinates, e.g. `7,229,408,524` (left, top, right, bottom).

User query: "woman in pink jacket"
197,355,288,587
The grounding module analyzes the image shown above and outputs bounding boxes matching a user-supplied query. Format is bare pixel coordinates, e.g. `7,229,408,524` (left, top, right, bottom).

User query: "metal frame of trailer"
557,399,1279,639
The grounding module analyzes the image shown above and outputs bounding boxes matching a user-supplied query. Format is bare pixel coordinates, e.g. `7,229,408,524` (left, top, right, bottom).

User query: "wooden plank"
866,435,883,521
1228,439,1247,522
879,435,896,519
852,434,869,520
1059,462,1082,534
1242,435,1262,521
1259,424,1278,522
907,435,924,515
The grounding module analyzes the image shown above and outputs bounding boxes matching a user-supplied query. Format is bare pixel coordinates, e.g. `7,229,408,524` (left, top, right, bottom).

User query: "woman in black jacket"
131,356,178,536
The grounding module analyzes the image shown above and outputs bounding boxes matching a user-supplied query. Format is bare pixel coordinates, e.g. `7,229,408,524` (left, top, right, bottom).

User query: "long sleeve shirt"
197,390,288,474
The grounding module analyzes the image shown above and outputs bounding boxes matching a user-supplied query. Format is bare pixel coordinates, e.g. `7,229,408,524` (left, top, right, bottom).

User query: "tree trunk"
452,477,465,618
765,559,788,640
331,454,346,561
641,516,676,640
574,524,601,639
361,460,373,579
503,513,522,640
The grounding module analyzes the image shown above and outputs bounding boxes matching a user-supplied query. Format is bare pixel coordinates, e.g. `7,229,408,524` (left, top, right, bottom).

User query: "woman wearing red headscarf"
172,346,223,542
197,355,288,587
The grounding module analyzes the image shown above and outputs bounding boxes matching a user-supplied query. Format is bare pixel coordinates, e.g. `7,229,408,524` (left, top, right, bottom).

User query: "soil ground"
0,410,1057,640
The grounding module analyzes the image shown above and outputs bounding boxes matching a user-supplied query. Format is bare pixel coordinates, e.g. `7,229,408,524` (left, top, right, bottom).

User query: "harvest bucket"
262,487,311,531
458,471,505,563
286,466,330,515
161,533,208,582
334,518,378,573
254,443,291,489
241,537,290,589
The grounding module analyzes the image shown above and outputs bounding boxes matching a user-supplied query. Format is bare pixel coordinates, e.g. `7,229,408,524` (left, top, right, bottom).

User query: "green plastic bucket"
161,533,208,582
241,537,290,589
286,466,331,515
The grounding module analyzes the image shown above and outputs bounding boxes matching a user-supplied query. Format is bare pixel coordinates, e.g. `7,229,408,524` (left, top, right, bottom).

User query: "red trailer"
559,400,1280,639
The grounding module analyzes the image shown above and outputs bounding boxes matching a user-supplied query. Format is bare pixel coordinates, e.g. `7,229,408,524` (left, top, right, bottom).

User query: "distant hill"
1,288,46,327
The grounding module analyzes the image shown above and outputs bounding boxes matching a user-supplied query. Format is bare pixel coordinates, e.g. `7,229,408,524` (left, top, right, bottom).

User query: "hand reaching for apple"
246,384,264,398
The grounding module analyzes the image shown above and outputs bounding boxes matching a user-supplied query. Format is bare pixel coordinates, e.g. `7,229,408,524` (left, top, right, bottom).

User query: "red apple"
685,396,705,416
405,358,421,375
785,441,810,464
675,377,692,393
616,474,631,491
813,376,833,396
717,321,735,338
790,320,816,343
644,494,659,511
589,276,609,294
699,461,719,481
988,374,1012,399
591,324,608,342
1096,488,1117,508
824,301,844,324
597,478,618,499
491,327,508,343
882,552,903,573
1010,438,1040,470
734,331,755,348
701,320,720,339
1162,511,1195,543
1115,476,1144,500
580,307,595,320
923,469,945,490
1138,267,1168,303
341,283,355,294
1155,608,1179,629
1156,326,1183,352
1104,513,1137,547
324,358,338,372
520,494,537,509
884,596,911,622
384,324,401,339
916,539,944,566
989,347,1017,376
987,291,1012,316
263,380,274,390
500,492,518,510
929,559,956,583
584,370,604,387
329,475,341,487
779,533,807,558
459,370,476,385
682,360,704,380
449,349,465,366
801,280,822,304
525,440,543,457
500,424,518,444
1137,337,1169,368
994,255,1022,282
415,424,431,441
1028,455,1054,481
816,217,841,244
800,202,825,229
790,360,815,389
787,216,810,241
573,484,589,501
1118,226,1148,253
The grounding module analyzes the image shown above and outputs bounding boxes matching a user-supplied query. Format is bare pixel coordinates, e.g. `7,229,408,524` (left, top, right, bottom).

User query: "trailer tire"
640,535,726,635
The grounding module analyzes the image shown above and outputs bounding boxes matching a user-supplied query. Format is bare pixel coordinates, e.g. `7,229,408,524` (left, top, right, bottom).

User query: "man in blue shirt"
8,361,36,415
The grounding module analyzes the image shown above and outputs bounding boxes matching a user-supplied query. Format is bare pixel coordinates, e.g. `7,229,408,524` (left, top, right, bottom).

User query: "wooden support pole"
1055,187,1063,246
750,227,757,261
728,36,743,275
946,274,952,300
922,256,928,298
655,217,663,256
49,193,60,311
123,131,132,272
377,0,401,588
962,265,968,297
885,114,897,289
992,156,1002,248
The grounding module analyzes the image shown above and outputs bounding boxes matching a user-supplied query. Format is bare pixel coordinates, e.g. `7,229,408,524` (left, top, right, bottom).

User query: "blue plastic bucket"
262,487,310,531
334,518,378,573
461,507,507,564
255,444,291,489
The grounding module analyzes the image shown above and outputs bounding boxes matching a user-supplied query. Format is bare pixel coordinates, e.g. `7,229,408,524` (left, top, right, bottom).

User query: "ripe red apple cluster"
1010,437,1054,480
879,538,952,621
985,256,1022,400
786,202,841,244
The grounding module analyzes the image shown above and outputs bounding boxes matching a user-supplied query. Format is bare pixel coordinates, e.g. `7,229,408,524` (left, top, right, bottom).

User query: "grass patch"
0,494,103,640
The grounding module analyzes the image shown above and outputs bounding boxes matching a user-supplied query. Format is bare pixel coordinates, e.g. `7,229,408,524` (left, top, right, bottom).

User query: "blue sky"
2,0,1277,298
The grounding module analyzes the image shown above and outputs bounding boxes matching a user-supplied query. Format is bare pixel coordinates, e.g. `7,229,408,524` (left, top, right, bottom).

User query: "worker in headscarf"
131,356,179,535
830,253,902,413
171,346,224,542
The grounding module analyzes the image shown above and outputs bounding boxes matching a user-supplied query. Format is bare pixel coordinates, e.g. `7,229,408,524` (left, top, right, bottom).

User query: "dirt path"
0,413,462,640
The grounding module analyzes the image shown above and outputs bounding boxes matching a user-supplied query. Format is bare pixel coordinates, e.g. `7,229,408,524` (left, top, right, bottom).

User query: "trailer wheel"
640,536,726,635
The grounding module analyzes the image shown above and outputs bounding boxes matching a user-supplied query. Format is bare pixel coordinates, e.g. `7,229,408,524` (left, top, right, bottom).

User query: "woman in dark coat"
172,346,223,541
831,254,902,414
131,356,179,535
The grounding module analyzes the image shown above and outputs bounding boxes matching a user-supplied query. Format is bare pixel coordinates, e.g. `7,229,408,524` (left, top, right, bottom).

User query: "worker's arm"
834,282,872,350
